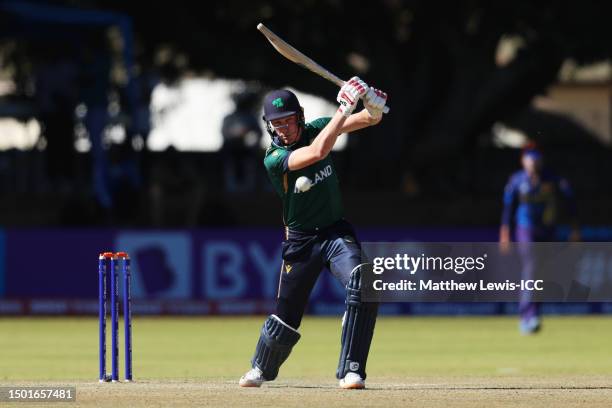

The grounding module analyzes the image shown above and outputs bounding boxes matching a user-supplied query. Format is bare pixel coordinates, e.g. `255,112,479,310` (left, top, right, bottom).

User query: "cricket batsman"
239,77,388,389
499,143,579,334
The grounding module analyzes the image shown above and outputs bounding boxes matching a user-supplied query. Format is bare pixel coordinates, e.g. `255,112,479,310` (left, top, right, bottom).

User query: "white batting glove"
363,87,388,120
337,76,368,117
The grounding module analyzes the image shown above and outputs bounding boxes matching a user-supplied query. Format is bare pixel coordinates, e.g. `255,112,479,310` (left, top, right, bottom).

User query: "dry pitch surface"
4,377,612,408
1,316,611,407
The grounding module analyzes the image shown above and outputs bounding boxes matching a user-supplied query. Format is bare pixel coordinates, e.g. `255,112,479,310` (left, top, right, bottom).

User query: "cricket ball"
295,176,313,192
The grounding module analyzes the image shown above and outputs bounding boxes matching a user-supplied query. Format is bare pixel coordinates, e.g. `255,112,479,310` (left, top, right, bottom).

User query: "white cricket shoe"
519,317,541,335
339,372,365,389
239,367,266,387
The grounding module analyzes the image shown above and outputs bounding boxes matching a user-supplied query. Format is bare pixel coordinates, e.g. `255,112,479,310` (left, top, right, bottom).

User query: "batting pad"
336,266,379,380
252,314,301,380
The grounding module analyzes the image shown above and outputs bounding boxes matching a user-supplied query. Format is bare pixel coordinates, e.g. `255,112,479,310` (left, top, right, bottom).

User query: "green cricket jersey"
264,117,343,231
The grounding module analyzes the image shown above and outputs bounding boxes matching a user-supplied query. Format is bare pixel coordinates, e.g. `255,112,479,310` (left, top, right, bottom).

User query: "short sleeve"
306,117,331,132
264,148,291,175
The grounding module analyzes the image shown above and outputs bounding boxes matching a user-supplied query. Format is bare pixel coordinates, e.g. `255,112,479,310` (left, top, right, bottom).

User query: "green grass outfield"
0,316,611,407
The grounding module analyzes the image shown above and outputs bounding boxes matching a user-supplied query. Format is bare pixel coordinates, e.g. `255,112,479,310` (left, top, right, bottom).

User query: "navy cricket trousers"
275,219,363,329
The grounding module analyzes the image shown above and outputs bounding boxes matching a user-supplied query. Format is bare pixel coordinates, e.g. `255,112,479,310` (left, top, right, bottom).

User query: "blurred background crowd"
0,0,610,228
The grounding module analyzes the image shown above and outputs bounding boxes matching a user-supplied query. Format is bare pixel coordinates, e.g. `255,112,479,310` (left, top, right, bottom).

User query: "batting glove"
337,76,368,117
363,87,388,120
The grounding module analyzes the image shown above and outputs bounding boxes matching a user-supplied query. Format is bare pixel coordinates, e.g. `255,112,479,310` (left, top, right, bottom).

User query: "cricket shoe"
339,372,365,389
239,367,266,387
519,317,541,335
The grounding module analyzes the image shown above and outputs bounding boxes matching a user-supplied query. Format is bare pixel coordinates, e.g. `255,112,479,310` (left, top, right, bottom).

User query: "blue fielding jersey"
501,169,577,228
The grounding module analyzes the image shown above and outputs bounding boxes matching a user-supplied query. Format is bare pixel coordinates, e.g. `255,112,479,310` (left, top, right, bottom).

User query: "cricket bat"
257,23,389,114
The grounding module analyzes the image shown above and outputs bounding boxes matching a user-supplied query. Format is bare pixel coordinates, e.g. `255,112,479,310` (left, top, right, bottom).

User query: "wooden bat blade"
257,23,389,114
257,23,344,86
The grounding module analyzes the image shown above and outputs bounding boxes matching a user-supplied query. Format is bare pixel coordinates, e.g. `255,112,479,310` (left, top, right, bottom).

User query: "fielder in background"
499,143,580,334
239,77,387,389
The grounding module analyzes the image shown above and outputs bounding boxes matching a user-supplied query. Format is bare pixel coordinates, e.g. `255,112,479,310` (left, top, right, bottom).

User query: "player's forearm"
294,109,375,165
288,78,367,170
287,111,346,170
340,109,381,133
309,110,347,159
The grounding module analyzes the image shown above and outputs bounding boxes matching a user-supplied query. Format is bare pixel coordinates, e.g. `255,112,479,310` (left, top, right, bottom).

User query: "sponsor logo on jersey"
285,264,292,273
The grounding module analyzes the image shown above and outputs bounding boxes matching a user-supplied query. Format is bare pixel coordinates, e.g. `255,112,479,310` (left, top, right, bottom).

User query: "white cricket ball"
295,176,313,192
